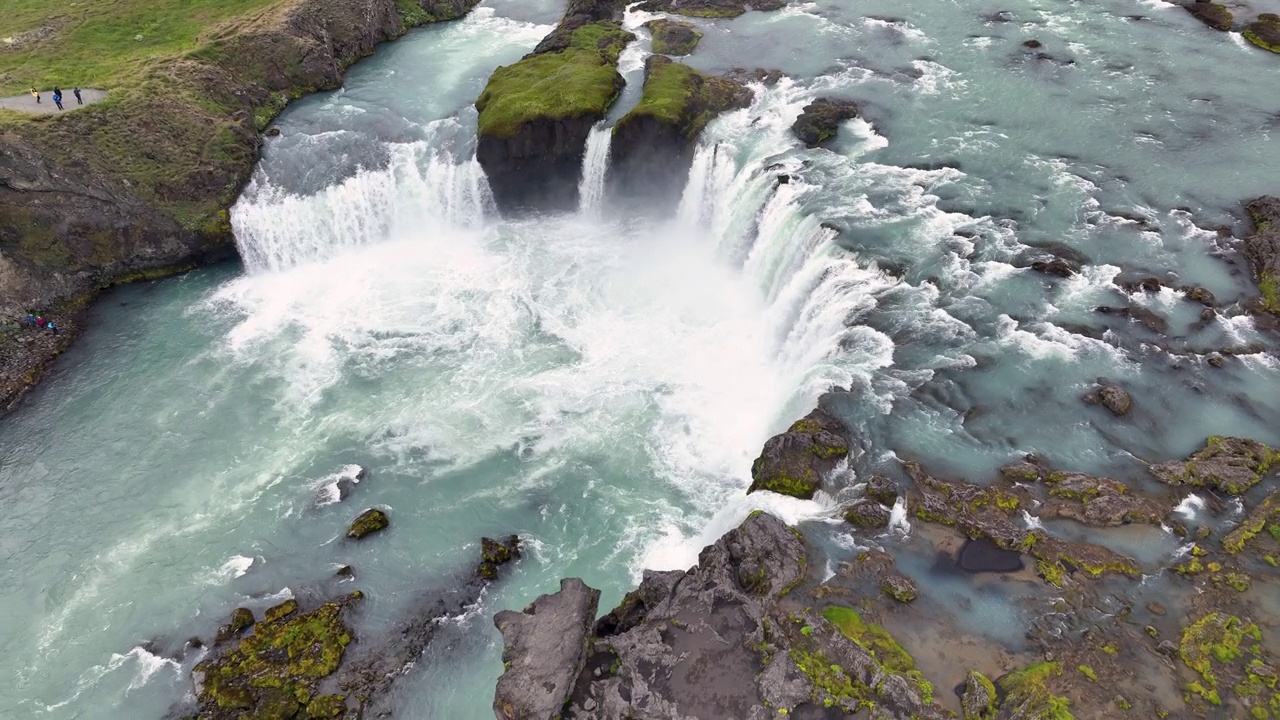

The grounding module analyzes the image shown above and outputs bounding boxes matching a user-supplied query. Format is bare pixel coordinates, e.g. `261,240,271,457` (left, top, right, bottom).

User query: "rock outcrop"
1184,1,1234,31
0,0,478,412
790,98,859,147
493,578,601,720
635,0,786,18
1244,13,1280,53
1243,196,1280,315
346,508,389,539
492,511,950,719
646,19,703,55
1148,435,1280,495
746,406,851,499
474,0,632,212
608,56,752,205
1082,380,1132,416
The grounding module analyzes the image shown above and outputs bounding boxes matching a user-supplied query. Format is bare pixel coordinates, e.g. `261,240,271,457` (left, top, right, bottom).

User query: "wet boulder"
844,498,891,529
645,18,702,55
1082,381,1132,416
1029,257,1078,277
961,670,997,719
1182,285,1217,305
1037,471,1170,526
791,98,860,147
748,407,851,499
493,578,601,720
477,535,521,580
1244,13,1280,53
1243,196,1280,314
1149,436,1280,495
214,607,255,644
346,508,389,539
865,474,900,505
1185,1,1234,31
880,574,918,603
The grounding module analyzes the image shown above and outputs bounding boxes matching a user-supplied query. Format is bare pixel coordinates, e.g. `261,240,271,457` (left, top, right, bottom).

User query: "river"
2,0,1279,717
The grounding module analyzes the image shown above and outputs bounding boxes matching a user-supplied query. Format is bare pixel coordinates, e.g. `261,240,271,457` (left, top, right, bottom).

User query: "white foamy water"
577,124,612,217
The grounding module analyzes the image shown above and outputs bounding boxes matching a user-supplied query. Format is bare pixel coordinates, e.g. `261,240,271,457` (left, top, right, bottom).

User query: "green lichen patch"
195,592,362,718
1149,436,1280,495
821,606,933,703
1179,612,1260,686
997,662,1074,719
263,599,298,623
476,46,625,139
1223,491,1280,554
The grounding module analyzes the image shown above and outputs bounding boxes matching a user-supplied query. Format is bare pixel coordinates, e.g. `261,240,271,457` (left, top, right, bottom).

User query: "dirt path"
0,88,107,114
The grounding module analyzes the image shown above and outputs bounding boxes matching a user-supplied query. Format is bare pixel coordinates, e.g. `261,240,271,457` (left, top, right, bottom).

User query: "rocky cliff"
474,0,632,213
0,0,479,411
608,56,752,206
493,405,1280,719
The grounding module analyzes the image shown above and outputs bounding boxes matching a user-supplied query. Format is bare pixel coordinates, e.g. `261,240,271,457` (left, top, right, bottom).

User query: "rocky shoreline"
490,402,1280,719
0,0,483,414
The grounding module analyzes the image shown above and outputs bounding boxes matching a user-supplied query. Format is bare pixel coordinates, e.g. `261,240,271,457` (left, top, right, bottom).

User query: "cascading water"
577,124,613,217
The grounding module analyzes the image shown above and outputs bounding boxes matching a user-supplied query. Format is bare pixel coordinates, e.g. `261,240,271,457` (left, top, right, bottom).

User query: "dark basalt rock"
865,474,900,505
1243,13,1280,53
477,535,521,579
1115,273,1163,293
1149,436,1280,495
1021,39,1043,48
1182,285,1217,305
1185,1,1234,31
646,18,703,55
1035,470,1171,526
724,66,785,85
346,507,389,539
1082,381,1132,416
494,578,601,720
747,407,851,499
1243,196,1280,314
636,0,785,19
958,538,1025,572
791,98,860,147
961,671,998,719
844,498,891,529
214,607,256,644
1029,257,1078,277
609,55,752,206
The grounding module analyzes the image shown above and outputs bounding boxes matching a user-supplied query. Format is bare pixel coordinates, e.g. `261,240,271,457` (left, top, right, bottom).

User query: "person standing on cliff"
48,321,59,335
73,87,83,105
30,87,40,104
52,88,64,111
36,316,46,328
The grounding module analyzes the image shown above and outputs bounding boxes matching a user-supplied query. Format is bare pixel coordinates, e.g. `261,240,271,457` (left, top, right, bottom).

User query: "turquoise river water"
2,0,1279,717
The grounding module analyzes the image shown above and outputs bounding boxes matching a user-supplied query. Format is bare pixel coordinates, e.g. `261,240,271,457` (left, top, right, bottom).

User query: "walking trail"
0,88,108,114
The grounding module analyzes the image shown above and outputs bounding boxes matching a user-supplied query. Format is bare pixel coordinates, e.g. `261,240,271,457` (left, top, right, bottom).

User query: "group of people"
28,86,83,111
24,312,59,335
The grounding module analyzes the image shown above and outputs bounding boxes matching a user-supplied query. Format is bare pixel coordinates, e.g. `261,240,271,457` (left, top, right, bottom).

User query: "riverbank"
0,0,482,413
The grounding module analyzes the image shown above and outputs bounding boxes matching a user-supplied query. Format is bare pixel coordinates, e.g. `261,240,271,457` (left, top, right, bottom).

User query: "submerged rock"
1030,257,1078,277
747,407,850,499
645,18,702,55
493,578,601,720
865,474,900,505
609,55,752,205
791,98,860,147
1244,13,1280,53
1149,435,1280,495
1185,1,1234,31
477,535,521,579
346,508,389,539
957,537,1024,572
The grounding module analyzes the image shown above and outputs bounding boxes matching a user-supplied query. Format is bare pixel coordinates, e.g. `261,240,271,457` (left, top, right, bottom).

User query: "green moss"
963,670,997,720
568,21,634,63
1224,572,1252,592
616,57,749,141
196,594,360,714
822,606,933,703
1223,492,1280,554
1179,612,1261,690
305,694,347,718
1100,644,1118,656
1186,681,1222,705
1116,696,1131,710
476,47,623,139
1265,272,1280,312
788,647,871,712
1078,665,1098,681
994,491,1021,510
1037,559,1066,587
263,599,298,623
998,662,1073,719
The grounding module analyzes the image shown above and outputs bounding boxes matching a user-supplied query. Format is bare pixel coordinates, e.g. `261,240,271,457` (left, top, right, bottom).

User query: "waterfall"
578,125,612,217
231,138,492,273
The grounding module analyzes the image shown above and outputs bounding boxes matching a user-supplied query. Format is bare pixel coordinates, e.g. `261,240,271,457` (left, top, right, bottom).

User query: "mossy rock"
646,19,703,55
1148,436,1280,495
476,535,522,580
822,606,934,703
263,598,298,623
305,693,348,718
347,508,389,539
1186,2,1234,31
996,662,1073,719
1243,13,1280,53
195,593,362,718
791,98,859,148
844,499,891,529
615,55,752,140
748,409,849,499
216,607,256,643
475,21,632,139
961,670,998,719
879,575,918,603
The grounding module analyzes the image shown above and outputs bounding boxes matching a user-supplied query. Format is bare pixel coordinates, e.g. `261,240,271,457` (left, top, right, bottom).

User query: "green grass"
822,606,934,703
476,46,622,138
618,56,749,140
0,0,288,96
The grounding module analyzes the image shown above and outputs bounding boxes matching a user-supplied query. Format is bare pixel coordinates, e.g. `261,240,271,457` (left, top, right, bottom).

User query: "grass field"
0,0,288,96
